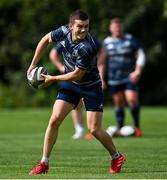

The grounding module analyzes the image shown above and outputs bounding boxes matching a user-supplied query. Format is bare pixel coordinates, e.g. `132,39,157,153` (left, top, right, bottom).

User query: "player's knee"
49,116,62,129
90,127,100,136
128,100,138,107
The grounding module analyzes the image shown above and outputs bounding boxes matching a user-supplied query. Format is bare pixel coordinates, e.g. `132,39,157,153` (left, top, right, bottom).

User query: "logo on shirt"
60,41,65,48
99,104,103,110
72,49,78,58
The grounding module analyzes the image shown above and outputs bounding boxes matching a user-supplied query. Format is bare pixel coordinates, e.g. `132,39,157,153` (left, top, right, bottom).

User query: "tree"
0,0,167,107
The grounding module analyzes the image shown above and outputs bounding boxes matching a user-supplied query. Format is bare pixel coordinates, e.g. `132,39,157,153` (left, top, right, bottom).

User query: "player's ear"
69,22,73,30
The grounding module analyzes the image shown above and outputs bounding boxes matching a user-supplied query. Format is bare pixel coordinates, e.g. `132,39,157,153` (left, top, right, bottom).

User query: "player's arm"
27,32,52,75
49,48,65,73
129,48,146,83
98,48,108,90
41,67,86,86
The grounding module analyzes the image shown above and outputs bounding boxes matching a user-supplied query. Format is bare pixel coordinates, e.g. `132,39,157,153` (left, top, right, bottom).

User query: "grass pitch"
0,107,167,179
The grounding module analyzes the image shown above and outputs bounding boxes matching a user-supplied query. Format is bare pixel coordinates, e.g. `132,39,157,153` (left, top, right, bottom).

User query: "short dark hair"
110,17,122,25
69,9,89,25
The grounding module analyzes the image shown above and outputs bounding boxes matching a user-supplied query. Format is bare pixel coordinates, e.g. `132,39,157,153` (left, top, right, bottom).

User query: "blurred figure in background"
98,18,146,137
49,45,84,139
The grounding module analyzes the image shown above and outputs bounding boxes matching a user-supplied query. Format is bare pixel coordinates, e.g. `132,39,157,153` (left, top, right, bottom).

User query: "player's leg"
87,111,117,153
86,111,126,173
125,89,142,136
112,91,125,129
72,99,84,139
29,100,74,175
109,85,126,130
43,100,74,158
83,84,125,173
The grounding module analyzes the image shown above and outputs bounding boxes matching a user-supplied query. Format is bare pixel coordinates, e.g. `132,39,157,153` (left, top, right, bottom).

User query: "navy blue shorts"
56,81,104,112
109,81,138,95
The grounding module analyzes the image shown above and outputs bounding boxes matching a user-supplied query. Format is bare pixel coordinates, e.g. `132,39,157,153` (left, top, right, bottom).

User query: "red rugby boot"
135,128,142,137
29,162,49,175
84,133,94,139
110,154,126,174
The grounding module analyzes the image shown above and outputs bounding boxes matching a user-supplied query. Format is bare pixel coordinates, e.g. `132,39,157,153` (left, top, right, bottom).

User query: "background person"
27,10,125,175
49,46,84,139
98,18,146,137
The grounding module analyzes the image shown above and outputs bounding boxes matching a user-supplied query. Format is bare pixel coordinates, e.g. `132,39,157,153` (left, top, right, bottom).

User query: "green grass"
0,107,167,179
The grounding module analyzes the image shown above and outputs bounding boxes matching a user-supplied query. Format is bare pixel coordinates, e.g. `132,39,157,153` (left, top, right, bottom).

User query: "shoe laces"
111,155,124,169
35,162,47,171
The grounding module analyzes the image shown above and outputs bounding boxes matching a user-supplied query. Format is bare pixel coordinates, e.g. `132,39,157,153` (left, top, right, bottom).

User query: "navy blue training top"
51,25,101,87
102,34,143,85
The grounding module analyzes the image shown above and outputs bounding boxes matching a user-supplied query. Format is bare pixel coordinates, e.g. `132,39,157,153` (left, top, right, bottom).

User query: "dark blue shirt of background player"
102,34,145,85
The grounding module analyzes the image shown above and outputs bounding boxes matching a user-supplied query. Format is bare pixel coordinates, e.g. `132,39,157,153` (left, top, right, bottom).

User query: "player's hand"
129,71,141,84
40,74,55,87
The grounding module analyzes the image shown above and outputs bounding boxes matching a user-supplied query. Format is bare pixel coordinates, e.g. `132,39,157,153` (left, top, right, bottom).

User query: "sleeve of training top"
130,35,146,67
55,43,64,54
136,48,146,67
51,25,69,43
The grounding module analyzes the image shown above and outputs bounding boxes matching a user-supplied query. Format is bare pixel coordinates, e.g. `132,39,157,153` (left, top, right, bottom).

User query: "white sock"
111,152,120,159
74,122,84,134
41,156,49,165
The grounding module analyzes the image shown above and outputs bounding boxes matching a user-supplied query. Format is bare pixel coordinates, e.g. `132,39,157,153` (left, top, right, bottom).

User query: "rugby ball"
106,126,117,137
119,126,135,136
27,66,48,88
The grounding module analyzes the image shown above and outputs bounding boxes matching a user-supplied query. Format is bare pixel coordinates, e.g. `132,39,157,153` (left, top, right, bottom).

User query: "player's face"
71,19,89,43
109,22,123,38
